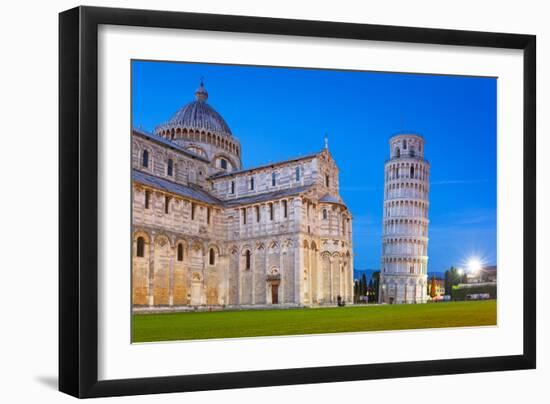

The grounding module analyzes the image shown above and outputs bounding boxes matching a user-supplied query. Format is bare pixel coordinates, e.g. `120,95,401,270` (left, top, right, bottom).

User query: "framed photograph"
59,6,536,398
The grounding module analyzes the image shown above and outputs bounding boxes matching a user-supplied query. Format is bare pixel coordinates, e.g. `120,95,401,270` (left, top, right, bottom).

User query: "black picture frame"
59,6,536,398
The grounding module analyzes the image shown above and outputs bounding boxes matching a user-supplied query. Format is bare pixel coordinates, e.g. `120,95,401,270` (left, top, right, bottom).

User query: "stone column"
348,253,354,303
251,247,256,305
295,239,302,305
308,247,313,305
148,236,155,306
329,256,334,304
279,244,285,304
237,246,242,305
265,243,269,304
169,253,174,306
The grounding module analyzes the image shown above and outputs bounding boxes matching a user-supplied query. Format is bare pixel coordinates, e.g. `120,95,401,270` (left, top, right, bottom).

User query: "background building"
132,83,354,310
427,277,445,297
466,265,497,284
379,134,430,304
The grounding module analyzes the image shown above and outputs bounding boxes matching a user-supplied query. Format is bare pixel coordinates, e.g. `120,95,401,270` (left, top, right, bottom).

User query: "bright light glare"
467,257,482,273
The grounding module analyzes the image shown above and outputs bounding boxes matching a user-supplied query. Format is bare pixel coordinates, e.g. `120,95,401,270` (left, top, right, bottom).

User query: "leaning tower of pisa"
379,133,430,304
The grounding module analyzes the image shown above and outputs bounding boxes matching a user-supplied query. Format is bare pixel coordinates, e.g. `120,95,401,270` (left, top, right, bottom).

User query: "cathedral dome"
155,82,233,137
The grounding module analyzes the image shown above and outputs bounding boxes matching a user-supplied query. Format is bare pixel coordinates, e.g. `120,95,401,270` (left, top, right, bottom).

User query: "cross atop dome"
194,79,208,102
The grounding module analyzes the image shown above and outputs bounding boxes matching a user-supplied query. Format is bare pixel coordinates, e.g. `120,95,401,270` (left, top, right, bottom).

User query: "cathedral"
132,82,354,310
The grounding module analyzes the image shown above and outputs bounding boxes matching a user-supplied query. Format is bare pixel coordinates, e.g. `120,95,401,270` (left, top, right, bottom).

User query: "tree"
444,267,466,299
371,271,380,303
353,280,360,303
368,279,374,303
361,273,368,298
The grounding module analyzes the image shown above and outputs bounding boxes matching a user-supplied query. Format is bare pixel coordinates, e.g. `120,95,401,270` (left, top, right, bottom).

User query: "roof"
133,169,313,207
210,151,322,179
482,266,497,272
389,132,424,140
224,185,313,207
133,169,222,206
319,194,345,205
133,128,210,163
154,82,232,136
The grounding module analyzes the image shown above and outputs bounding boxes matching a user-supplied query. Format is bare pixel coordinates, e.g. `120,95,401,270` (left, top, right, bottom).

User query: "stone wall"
131,135,354,310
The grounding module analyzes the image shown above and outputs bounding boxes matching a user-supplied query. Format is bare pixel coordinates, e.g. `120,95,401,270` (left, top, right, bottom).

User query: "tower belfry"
379,133,430,304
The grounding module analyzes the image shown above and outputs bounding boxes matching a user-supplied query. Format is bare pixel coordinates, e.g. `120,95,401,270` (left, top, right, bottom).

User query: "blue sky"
132,60,497,273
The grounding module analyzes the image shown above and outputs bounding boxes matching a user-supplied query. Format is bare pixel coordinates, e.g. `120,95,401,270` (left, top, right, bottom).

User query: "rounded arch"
190,239,204,255
212,153,237,170
154,233,172,248
133,230,150,258
185,144,207,157
207,243,221,255
208,247,217,266
242,247,252,270
176,241,186,261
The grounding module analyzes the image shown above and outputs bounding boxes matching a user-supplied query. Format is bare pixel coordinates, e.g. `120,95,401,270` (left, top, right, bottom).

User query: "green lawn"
132,300,496,343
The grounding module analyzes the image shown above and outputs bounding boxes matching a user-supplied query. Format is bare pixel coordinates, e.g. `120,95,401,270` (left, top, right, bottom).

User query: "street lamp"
467,257,482,274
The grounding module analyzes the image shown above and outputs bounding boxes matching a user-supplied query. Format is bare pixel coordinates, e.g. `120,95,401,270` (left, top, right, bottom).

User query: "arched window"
271,172,277,186
295,167,301,181
220,158,227,169
245,250,251,270
325,174,330,187
410,166,414,178
282,200,288,218
209,248,216,265
410,266,414,274
403,140,407,149
142,150,149,167
322,209,328,220
164,196,170,214
230,180,235,194
177,244,183,261
144,190,151,209
136,237,145,257
395,147,400,157
250,177,255,190
167,159,174,176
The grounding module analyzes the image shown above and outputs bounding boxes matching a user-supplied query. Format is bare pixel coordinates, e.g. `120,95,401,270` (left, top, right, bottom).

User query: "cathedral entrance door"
271,283,279,304
190,273,201,305
191,282,201,305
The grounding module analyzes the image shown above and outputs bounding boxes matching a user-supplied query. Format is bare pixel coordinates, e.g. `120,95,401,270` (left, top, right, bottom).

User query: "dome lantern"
194,80,208,102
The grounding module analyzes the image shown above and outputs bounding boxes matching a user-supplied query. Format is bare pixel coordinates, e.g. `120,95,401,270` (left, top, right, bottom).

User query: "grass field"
132,300,496,343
